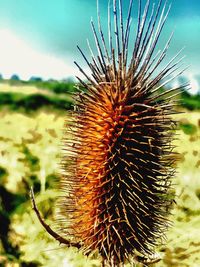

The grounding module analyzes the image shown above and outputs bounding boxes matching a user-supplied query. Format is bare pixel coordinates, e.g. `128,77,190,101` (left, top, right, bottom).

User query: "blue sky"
0,0,199,92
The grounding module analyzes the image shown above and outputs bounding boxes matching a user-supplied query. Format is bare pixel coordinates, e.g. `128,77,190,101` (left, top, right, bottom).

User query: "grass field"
0,82,200,267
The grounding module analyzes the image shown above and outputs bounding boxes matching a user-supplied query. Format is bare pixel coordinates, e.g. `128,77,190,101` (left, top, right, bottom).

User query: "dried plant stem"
30,187,81,249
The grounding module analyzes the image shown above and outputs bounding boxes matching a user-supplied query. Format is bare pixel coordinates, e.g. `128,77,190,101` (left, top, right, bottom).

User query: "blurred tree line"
0,75,199,111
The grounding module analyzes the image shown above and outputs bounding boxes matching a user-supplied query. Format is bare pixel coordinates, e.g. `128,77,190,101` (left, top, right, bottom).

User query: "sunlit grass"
0,109,200,266
0,82,50,95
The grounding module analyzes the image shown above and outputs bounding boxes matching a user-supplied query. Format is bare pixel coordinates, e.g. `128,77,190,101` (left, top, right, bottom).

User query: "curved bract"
32,1,189,266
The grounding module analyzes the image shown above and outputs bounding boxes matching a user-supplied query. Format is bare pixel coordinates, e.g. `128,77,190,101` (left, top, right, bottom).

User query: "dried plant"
31,0,189,266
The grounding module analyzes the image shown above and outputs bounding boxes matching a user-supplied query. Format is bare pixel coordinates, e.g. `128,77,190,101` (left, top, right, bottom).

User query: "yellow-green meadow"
0,82,200,267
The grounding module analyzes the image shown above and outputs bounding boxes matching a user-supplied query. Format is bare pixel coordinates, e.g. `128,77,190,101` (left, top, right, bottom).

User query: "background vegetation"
0,79,200,267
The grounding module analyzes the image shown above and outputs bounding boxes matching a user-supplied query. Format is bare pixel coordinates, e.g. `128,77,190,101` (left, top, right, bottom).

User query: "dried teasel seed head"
31,0,189,266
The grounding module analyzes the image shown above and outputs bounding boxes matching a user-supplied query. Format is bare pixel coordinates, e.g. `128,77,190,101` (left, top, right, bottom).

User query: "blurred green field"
0,81,74,113
0,82,200,267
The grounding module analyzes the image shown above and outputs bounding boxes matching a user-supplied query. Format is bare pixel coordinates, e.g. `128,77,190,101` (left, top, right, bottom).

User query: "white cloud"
187,72,199,95
0,29,81,80
0,28,199,95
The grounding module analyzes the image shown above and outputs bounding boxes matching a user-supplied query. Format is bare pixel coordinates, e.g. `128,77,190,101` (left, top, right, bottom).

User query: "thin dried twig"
30,187,81,249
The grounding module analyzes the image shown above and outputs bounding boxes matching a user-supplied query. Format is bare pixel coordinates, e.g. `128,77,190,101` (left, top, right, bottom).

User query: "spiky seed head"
56,0,188,266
